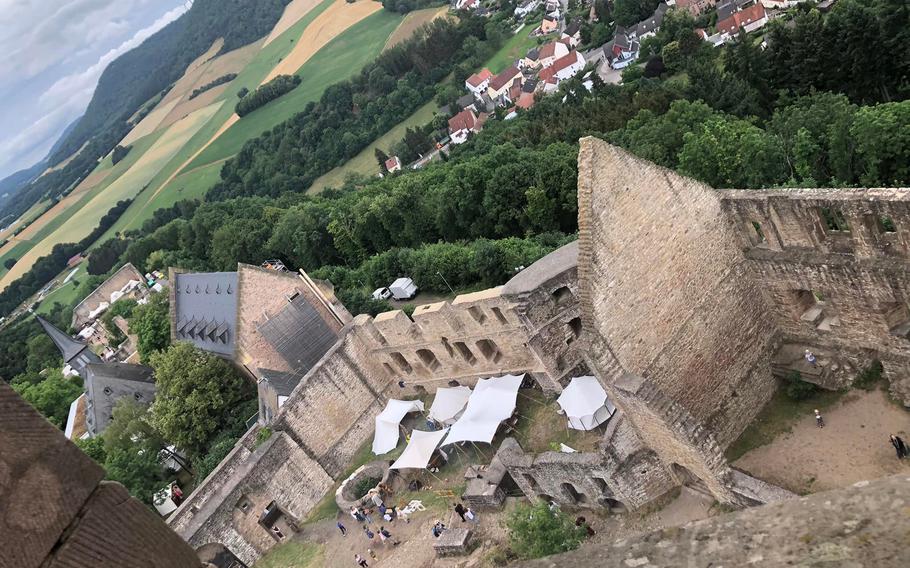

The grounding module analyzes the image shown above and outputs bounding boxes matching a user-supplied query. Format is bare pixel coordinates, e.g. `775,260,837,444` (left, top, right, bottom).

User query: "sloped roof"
448,108,477,132
259,369,301,397
718,3,767,33
173,272,238,356
84,363,156,435
466,68,493,87
635,2,669,36
36,315,91,363
489,66,521,91
257,293,340,377
516,92,536,109
564,20,582,37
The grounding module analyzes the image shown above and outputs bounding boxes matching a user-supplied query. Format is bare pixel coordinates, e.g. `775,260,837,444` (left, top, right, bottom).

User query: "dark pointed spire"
35,315,91,363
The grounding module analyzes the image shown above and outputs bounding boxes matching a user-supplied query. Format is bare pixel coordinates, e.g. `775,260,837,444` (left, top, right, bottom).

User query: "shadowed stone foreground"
520,473,910,568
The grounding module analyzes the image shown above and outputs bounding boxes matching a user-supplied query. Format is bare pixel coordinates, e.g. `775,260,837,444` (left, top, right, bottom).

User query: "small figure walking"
354,553,369,567
805,349,818,367
379,526,399,546
337,521,347,536
363,525,375,541
890,435,907,459
898,435,908,458
814,409,824,428
453,502,467,522
367,548,378,561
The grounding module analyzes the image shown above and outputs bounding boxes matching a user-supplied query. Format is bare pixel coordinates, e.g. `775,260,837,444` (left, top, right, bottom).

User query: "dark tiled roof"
84,363,156,436
174,272,238,356
635,2,669,36
564,20,582,36
36,315,89,363
257,293,339,376
522,79,538,93
259,369,301,397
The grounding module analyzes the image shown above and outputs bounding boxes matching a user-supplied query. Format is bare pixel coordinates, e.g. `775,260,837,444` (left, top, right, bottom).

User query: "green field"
485,25,540,74
36,274,83,315
0,240,35,279
309,100,439,192
186,9,404,170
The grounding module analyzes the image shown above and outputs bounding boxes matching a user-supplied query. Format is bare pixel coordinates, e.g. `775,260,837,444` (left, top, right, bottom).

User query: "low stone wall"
519,474,910,568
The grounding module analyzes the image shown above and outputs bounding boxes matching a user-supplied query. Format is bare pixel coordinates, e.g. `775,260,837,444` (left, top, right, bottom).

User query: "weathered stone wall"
0,381,199,568
575,139,775,501
497,414,676,511
721,189,910,404
520,473,910,568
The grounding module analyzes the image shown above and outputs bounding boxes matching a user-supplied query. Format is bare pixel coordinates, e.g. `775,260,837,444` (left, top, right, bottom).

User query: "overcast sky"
0,0,189,181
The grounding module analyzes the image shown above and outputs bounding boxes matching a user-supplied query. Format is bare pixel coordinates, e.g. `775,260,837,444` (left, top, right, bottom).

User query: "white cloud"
0,1,187,177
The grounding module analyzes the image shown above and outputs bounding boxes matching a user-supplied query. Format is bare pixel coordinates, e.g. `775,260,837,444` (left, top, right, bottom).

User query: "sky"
0,0,189,181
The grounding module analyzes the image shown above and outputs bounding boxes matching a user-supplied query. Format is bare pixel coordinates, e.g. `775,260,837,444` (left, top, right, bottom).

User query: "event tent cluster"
374,374,616,471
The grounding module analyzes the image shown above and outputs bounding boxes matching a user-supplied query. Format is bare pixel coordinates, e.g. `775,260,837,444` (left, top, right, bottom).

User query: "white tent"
442,374,524,446
390,428,450,470
557,375,615,431
428,386,472,425
372,399,425,455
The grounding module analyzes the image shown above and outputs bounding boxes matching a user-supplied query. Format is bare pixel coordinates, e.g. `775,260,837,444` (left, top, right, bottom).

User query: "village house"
448,108,485,144
545,0,561,15
634,2,669,39
465,68,493,95
487,66,524,101
538,40,571,68
604,29,641,69
716,2,769,37
539,50,586,93
521,46,541,69
539,14,559,35
384,156,402,173
514,0,541,17
71,263,148,330
561,20,582,47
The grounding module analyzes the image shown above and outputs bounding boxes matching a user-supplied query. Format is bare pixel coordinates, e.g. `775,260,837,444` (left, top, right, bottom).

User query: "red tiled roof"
516,92,536,109
466,68,493,87
385,156,400,170
717,3,767,34
550,50,581,75
448,109,477,132
489,66,521,91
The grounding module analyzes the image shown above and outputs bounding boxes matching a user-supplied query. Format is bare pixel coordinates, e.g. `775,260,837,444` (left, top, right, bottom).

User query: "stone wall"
575,138,776,502
520,473,910,568
0,381,199,567
721,189,910,404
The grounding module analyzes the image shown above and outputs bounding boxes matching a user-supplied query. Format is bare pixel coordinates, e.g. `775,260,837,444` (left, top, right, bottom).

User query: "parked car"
372,287,393,301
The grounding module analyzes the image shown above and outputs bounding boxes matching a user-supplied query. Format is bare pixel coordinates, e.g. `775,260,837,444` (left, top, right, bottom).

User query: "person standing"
453,502,467,522
897,435,908,458
337,521,347,536
367,549,378,561
363,525,375,541
814,409,824,428
465,507,477,523
805,349,818,367
360,508,373,524
354,554,369,567
890,435,907,459
379,526,399,546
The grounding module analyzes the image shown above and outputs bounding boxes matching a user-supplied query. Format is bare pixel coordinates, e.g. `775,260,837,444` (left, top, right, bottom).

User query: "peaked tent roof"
442,374,523,446
36,315,90,363
557,375,616,431
373,399,425,455
390,428,450,470
428,386,472,425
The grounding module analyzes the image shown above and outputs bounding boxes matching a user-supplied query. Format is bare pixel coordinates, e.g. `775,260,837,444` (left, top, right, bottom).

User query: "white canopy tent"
372,399,425,455
557,375,615,431
390,428,450,470
442,374,524,446
428,386,472,425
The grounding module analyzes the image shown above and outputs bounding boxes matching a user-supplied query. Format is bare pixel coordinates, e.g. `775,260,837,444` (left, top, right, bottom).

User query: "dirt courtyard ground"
291,488,717,568
734,388,910,493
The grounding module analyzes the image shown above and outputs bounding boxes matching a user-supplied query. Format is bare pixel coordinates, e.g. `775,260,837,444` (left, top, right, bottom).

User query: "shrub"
854,360,884,390
353,476,381,498
506,501,587,559
235,74,301,117
784,370,818,401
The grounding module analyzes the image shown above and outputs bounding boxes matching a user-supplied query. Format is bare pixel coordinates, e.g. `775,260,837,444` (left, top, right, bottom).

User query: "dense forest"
382,0,447,15
234,74,301,116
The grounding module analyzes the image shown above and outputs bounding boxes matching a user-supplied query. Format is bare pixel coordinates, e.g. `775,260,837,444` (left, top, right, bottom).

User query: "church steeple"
35,315,101,372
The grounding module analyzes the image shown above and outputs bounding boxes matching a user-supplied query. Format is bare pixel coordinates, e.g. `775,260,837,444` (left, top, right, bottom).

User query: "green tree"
506,501,587,559
850,100,910,186
75,436,107,464
131,292,170,363
25,334,63,374
12,369,83,429
679,116,788,188
149,342,250,457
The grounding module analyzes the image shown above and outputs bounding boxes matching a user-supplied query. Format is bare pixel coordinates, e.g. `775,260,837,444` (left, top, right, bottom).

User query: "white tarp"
557,375,615,431
428,386,472,425
390,428,450,470
442,374,524,446
372,399,425,455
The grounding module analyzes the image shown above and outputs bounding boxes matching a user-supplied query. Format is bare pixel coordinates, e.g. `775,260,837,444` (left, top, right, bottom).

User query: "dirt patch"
263,0,383,83
384,6,449,51
263,0,324,46
72,168,112,195
733,388,910,494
